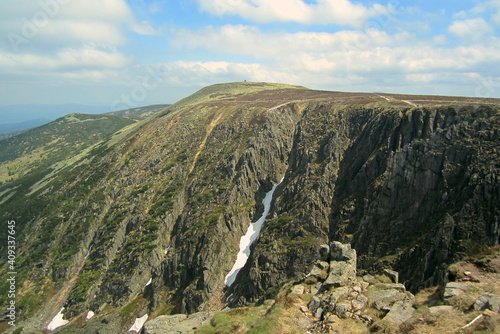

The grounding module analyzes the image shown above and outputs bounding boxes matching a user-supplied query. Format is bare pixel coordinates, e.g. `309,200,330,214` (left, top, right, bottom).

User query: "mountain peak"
170,81,309,110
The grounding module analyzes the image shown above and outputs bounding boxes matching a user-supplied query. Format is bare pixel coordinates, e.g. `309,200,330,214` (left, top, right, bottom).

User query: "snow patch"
128,314,148,332
224,178,283,287
47,307,69,331
145,278,152,287
85,245,93,259
86,310,95,320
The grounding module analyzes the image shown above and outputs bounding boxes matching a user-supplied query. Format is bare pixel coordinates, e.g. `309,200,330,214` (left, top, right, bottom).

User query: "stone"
330,242,356,264
367,289,410,311
429,305,454,315
383,301,415,324
309,261,329,280
352,295,369,311
315,307,324,319
318,244,330,261
291,285,305,295
443,282,468,298
474,294,500,312
351,299,367,312
328,287,349,303
334,302,352,318
309,296,322,313
300,306,310,314
363,274,376,283
383,269,399,284
310,283,322,295
352,285,362,293
323,261,356,288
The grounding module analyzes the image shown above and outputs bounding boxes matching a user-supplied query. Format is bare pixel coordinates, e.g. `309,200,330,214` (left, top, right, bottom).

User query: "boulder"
318,244,330,261
290,285,305,295
308,296,322,313
474,294,500,312
334,302,352,318
330,242,356,264
327,287,349,304
383,269,399,284
323,261,355,288
367,289,410,311
443,282,468,298
309,261,330,280
310,283,322,295
383,301,415,324
352,295,368,312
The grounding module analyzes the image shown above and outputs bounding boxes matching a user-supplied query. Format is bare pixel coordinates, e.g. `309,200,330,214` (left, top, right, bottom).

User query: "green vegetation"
267,215,294,232
72,270,100,301
0,113,134,184
150,184,181,216
199,295,309,334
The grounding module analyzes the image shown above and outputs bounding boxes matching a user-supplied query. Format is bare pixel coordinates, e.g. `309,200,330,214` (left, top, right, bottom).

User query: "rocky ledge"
302,242,415,327
139,242,500,333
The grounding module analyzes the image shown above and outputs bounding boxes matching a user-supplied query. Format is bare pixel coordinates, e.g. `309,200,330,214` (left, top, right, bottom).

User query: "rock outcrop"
305,243,415,326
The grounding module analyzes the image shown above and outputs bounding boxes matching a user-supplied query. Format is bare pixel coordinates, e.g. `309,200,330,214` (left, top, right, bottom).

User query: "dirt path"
377,94,418,107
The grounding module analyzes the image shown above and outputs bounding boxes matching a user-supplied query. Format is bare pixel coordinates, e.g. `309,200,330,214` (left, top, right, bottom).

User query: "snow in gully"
224,178,283,287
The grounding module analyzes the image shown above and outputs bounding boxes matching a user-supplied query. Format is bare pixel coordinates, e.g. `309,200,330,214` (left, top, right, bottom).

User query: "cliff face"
331,106,500,290
230,104,500,306
1,83,499,333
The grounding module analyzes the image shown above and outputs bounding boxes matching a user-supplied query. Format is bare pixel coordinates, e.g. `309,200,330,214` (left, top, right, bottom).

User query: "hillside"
0,82,499,333
0,105,168,185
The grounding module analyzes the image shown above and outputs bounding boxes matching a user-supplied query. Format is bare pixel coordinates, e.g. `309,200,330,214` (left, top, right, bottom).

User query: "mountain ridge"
0,82,499,333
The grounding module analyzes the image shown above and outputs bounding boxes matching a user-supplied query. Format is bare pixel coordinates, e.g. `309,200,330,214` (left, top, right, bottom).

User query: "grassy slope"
170,82,309,111
0,105,169,185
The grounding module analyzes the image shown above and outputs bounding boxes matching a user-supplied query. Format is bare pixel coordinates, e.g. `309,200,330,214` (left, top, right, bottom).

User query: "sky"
1,0,500,115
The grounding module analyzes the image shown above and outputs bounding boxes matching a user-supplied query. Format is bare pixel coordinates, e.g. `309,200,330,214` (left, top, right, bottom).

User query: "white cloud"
453,0,500,26
196,0,391,27
0,45,132,71
0,0,156,54
147,61,294,87
449,18,493,40
167,23,500,97
172,25,404,60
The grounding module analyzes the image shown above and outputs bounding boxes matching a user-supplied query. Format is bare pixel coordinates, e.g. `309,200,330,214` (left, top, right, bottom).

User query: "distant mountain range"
0,104,171,135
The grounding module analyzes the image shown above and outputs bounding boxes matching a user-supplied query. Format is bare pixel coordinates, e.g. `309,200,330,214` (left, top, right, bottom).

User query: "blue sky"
0,0,499,114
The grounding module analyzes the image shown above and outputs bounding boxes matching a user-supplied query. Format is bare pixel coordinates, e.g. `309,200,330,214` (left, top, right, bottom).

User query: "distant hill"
106,104,170,120
0,104,111,123
0,105,169,185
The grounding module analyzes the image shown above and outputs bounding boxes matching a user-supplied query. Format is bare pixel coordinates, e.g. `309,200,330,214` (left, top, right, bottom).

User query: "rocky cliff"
0,82,499,333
